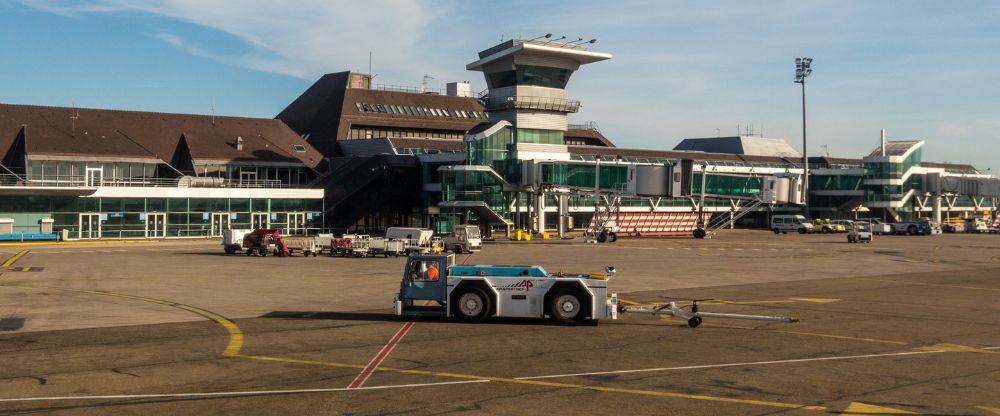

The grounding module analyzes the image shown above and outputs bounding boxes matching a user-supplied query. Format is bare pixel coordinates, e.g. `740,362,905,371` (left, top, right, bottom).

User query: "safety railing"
0,174,302,189
479,95,581,112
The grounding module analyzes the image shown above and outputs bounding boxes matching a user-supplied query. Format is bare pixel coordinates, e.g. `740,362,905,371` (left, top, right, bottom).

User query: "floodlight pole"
795,58,812,218
800,78,808,217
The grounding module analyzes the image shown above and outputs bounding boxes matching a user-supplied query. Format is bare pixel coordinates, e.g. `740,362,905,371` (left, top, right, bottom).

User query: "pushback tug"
393,254,797,327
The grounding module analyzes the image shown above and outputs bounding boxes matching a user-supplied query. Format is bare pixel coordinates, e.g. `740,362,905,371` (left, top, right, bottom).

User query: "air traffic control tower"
438,39,612,234
467,38,612,132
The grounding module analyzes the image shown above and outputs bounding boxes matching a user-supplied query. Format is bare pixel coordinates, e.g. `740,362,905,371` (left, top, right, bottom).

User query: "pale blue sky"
1,1,997,171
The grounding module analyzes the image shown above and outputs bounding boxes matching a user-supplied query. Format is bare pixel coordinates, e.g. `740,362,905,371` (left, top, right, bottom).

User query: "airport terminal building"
0,39,997,239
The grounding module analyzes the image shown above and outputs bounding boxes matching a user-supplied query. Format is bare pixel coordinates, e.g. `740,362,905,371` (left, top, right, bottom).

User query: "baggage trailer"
369,237,405,258
394,255,797,327
283,236,320,257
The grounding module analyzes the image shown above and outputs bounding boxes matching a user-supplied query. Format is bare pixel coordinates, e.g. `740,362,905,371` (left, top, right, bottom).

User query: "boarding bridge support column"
535,192,546,233
933,195,942,224
557,194,568,239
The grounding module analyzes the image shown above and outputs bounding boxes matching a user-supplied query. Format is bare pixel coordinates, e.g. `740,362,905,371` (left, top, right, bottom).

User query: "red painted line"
348,321,415,389
348,299,433,389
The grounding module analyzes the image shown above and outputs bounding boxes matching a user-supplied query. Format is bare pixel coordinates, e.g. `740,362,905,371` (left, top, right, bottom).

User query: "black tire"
782,231,788,234
312,252,317,257
772,229,780,234
609,232,618,242
246,249,254,256
453,246,463,254
452,287,491,322
847,236,853,243
549,288,587,325
692,228,706,239
687,317,703,328
798,228,806,234
597,232,608,243
224,246,236,255
822,227,830,234
260,249,267,257
907,225,917,235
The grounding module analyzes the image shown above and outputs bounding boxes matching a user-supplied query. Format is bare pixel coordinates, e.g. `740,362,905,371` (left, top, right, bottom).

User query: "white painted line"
514,350,948,381
0,379,489,403
666,247,675,250
752,248,760,251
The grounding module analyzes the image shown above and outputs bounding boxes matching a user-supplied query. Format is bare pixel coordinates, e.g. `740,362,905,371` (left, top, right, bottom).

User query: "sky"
1,0,998,172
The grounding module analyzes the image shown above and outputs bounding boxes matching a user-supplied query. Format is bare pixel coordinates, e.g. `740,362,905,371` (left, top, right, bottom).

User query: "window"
486,65,573,89
293,144,306,153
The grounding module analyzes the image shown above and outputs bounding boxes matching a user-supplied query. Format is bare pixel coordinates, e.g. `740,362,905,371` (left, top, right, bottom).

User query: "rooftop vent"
236,136,244,151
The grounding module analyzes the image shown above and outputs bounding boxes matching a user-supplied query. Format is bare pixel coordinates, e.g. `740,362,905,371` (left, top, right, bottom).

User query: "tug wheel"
687,317,703,328
453,287,491,322
550,288,586,325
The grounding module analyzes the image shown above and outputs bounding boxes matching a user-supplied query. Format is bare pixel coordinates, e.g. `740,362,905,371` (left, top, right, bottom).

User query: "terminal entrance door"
251,212,269,230
210,213,230,237
145,213,166,238
78,213,101,239
287,212,306,235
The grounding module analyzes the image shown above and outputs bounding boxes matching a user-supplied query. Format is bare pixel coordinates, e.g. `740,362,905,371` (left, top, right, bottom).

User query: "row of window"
348,127,465,140
195,164,311,185
355,102,488,120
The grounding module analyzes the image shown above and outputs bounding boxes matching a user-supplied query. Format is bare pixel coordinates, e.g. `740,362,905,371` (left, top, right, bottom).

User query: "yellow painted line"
992,255,1000,264
0,240,159,247
703,324,908,345
913,343,999,354
854,277,1000,292
841,401,914,415
242,355,824,410
2,284,243,356
977,405,1000,414
772,330,907,345
2,250,29,267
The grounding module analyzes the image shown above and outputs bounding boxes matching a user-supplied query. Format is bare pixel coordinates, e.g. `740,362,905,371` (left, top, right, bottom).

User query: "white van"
771,215,813,234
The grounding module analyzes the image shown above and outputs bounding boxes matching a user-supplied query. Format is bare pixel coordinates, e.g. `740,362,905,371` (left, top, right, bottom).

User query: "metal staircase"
703,199,766,238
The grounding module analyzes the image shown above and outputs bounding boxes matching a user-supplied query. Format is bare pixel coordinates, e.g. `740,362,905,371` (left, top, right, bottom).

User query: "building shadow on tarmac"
259,310,575,326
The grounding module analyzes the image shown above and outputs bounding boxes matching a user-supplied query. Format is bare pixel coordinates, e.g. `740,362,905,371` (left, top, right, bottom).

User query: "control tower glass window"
486,65,572,89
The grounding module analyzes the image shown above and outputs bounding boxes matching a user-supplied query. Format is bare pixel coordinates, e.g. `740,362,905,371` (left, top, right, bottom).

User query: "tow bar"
610,293,798,328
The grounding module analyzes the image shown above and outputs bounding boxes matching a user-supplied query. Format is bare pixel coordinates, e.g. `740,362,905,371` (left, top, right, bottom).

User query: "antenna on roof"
211,97,216,126
421,75,435,93
69,101,80,134
542,35,566,45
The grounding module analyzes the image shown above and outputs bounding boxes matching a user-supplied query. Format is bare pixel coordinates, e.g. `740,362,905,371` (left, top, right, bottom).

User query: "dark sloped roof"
0,103,324,170
565,128,615,147
277,71,484,157
921,161,978,171
568,145,746,162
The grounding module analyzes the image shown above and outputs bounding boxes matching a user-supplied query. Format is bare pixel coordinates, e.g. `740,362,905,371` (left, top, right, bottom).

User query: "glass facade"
540,163,630,190
811,174,863,191
26,160,159,186
864,148,921,180
468,126,521,183
691,173,764,198
0,196,323,237
516,128,564,145
486,65,572,89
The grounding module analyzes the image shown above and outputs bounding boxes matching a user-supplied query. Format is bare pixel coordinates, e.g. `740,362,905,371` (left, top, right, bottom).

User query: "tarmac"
1,230,998,415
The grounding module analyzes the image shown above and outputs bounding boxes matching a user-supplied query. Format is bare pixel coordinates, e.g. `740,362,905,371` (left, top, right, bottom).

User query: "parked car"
813,219,846,233
831,219,855,232
771,215,814,234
